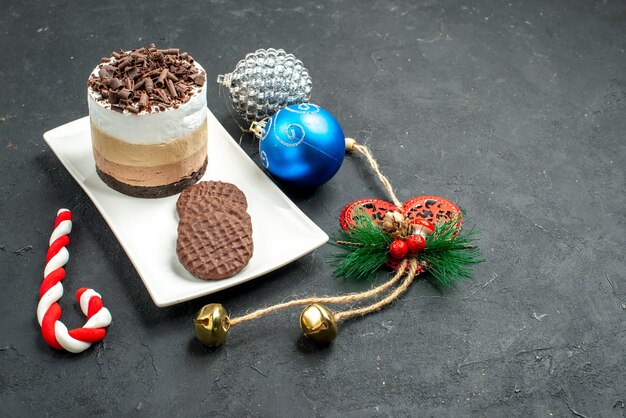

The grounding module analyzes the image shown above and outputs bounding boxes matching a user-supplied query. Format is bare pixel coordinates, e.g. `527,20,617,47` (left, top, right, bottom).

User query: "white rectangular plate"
43,109,328,307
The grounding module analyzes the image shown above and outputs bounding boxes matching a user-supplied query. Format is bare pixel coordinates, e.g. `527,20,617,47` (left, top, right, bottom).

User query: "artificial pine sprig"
420,216,483,286
331,212,391,281
331,213,483,284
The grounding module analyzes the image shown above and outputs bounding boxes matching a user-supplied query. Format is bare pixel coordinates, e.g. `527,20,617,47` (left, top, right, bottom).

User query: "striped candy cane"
37,209,112,353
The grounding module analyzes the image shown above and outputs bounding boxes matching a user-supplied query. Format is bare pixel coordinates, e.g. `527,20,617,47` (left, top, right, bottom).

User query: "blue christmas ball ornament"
255,104,345,188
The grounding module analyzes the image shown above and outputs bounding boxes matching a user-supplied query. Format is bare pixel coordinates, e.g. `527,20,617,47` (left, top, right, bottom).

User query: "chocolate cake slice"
87,45,208,198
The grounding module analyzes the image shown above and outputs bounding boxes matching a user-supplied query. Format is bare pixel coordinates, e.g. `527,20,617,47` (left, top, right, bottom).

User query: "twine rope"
228,139,414,327
229,259,408,327
351,142,402,208
335,259,418,321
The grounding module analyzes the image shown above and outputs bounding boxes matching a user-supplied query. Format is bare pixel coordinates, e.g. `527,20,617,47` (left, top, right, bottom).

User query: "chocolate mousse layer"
97,158,207,198
90,118,208,188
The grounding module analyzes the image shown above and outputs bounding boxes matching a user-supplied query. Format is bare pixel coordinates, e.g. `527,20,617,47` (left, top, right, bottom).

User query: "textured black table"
2,0,625,416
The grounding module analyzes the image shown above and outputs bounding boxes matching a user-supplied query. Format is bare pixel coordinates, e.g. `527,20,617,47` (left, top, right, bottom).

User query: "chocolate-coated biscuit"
176,181,248,215
176,211,253,280
179,208,252,230
178,198,246,223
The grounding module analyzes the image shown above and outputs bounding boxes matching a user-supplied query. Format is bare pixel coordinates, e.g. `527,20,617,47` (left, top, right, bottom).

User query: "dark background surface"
1,0,625,416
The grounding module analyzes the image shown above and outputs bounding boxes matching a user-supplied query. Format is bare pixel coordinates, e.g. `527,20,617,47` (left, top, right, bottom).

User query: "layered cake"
87,45,208,198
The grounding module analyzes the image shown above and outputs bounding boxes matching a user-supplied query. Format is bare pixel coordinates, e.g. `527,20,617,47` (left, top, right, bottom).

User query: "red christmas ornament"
406,234,426,253
340,195,461,273
389,239,408,259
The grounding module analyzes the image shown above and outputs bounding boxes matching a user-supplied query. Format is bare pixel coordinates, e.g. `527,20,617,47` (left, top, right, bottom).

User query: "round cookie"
179,208,252,230
178,199,246,224
177,211,253,280
176,181,248,215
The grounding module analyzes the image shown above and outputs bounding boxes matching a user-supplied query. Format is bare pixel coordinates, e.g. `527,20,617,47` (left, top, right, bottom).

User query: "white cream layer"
87,62,207,145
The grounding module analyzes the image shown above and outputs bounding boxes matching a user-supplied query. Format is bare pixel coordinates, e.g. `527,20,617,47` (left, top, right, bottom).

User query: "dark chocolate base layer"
96,158,208,198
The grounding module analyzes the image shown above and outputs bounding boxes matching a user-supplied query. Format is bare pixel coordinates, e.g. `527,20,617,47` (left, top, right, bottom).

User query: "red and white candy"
37,209,111,353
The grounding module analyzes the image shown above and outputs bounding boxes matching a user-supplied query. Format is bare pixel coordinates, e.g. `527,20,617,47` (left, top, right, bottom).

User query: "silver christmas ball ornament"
217,48,313,122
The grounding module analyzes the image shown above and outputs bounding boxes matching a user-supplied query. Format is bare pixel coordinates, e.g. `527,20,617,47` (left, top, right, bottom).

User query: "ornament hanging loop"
345,139,403,209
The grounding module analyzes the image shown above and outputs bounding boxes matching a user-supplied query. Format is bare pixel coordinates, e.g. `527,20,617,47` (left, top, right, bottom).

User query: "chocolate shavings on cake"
87,44,206,114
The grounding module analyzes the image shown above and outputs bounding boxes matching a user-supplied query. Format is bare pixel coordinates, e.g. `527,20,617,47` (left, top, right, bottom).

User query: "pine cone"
382,211,412,238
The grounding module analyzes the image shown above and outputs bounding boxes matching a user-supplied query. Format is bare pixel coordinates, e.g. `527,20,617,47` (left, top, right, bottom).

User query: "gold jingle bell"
194,303,230,347
300,303,338,344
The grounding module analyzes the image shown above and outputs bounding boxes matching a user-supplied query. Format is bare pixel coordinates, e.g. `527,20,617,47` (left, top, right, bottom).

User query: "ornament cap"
250,120,267,140
194,303,231,347
345,137,357,153
300,304,338,344
216,73,232,87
